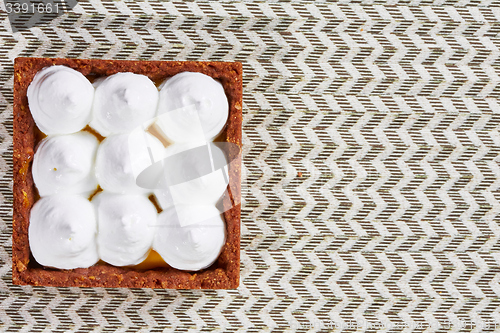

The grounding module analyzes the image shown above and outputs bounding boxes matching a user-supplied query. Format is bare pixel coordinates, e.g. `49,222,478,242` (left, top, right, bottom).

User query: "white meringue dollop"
152,142,229,209
93,192,157,266
29,195,99,269
153,205,226,271
95,132,165,194
156,72,229,142
32,132,99,197
90,73,159,137
27,65,94,135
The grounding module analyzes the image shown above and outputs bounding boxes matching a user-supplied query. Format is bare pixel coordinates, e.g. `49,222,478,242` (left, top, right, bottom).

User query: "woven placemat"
1,1,500,331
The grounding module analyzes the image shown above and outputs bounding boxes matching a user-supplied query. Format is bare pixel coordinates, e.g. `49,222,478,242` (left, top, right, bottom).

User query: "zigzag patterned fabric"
1,0,500,331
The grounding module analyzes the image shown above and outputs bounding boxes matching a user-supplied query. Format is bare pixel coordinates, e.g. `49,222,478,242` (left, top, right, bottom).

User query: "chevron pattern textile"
2,0,500,331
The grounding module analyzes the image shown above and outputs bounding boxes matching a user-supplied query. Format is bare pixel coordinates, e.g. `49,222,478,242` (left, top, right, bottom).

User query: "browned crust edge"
13,57,242,289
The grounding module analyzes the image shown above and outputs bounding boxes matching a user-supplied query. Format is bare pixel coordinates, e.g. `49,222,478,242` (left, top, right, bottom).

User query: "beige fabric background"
1,1,500,331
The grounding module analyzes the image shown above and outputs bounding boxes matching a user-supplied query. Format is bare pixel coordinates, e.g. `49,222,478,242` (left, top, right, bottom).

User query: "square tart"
13,57,242,289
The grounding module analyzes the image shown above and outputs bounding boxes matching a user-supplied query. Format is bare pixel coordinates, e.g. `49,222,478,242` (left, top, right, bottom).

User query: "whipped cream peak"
32,132,99,196
153,205,226,271
121,88,137,105
27,65,94,135
156,72,229,142
62,93,78,108
29,195,99,269
90,72,159,136
93,192,157,266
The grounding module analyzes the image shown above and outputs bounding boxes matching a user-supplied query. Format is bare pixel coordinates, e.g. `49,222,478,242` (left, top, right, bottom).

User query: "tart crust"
13,57,242,289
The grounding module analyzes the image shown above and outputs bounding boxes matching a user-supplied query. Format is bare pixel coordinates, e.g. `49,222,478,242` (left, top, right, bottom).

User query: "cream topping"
29,195,99,269
156,72,229,142
27,65,94,135
28,67,233,272
93,192,157,266
151,142,229,209
32,132,99,197
90,73,158,136
153,205,226,271
95,132,165,194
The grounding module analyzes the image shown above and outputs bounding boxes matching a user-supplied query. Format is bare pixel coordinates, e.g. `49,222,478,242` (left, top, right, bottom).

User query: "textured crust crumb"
12,57,242,289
